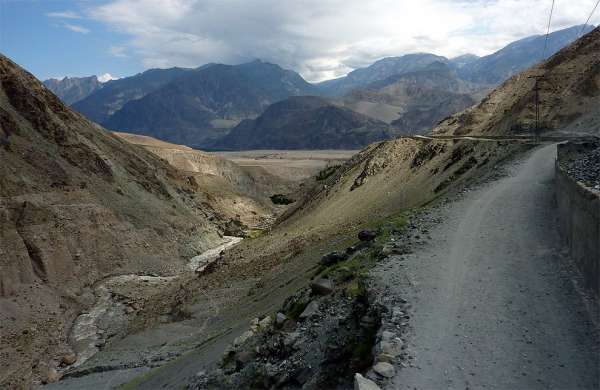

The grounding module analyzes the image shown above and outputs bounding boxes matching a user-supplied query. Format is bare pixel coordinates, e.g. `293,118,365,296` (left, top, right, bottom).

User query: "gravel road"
375,144,599,390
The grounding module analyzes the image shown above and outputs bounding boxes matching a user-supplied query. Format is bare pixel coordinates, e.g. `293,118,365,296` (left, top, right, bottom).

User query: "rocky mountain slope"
72,67,193,124
338,62,482,133
213,96,396,150
103,61,319,148
43,76,102,105
434,26,600,137
457,24,594,85
0,55,228,388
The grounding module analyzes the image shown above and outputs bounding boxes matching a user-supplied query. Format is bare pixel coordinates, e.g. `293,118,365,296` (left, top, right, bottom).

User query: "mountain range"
102,60,319,148
42,24,593,150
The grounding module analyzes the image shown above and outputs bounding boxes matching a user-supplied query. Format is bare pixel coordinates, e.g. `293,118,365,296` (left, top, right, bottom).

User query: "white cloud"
64,24,91,34
47,10,82,19
89,0,599,81
98,73,119,82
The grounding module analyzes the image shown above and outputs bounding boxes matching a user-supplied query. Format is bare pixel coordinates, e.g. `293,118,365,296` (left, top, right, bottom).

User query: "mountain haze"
457,24,595,84
317,53,448,96
340,62,481,133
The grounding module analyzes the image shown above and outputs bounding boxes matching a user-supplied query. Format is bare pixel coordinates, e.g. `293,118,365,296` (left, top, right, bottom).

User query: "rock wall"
556,143,600,295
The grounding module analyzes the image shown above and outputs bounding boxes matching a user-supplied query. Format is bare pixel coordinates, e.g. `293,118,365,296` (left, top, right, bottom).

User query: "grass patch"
246,229,264,239
287,300,309,320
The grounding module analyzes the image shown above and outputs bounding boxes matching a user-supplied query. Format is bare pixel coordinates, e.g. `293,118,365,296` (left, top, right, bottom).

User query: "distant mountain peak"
97,73,118,83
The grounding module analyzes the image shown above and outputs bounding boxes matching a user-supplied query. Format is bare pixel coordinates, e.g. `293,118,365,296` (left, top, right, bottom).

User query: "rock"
233,330,254,347
380,245,394,257
258,316,272,330
358,230,377,242
354,373,381,390
61,352,77,365
381,331,395,342
283,332,301,348
299,300,320,319
236,350,254,365
375,353,395,363
379,340,403,357
373,362,395,378
282,319,297,332
320,251,347,266
310,278,334,295
45,368,61,384
276,312,287,326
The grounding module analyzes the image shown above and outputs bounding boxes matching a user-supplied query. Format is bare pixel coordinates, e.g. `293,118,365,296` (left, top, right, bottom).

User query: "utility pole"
528,75,543,138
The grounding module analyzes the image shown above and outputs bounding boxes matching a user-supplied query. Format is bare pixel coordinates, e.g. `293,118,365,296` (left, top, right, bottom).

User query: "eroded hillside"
0,55,225,387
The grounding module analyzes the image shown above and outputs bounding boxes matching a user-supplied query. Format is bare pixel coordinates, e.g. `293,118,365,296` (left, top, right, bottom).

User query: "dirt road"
375,144,599,389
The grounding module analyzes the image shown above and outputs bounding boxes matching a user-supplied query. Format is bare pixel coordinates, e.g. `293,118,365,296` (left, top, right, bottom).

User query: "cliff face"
0,55,223,387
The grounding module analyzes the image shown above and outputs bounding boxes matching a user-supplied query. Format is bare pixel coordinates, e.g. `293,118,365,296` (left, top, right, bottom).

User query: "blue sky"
0,0,142,80
1,0,598,82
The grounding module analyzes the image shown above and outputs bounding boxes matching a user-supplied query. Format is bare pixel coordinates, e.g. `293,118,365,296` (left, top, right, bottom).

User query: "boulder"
233,330,254,347
381,331,395,342
258,316,273,330
283,332,301,348
299,300,320,319
275,312,287,326
320,251,347,266
358,230,377,242
375,353,395,363
310,278,334,295
373,362,395,378
236,350,254,365
282,319,297,332
45,368,61,384
61,352,77,365
354,373,381,390
379,340,403,357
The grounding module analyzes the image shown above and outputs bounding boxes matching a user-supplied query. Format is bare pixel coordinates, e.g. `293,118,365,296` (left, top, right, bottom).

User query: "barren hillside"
114,132,295,228
0,55,225,387
434,26,600,137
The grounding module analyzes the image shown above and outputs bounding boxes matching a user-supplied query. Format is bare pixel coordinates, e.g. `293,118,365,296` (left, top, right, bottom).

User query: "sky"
0,0,598,82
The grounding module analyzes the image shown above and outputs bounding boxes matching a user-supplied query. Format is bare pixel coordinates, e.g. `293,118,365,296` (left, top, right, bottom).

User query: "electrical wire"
542,0,556,58
579,0,600,37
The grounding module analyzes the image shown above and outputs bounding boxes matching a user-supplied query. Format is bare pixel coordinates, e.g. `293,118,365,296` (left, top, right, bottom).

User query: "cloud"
63,24,91,34
89,0,599,81
47,10,82,19
109,45,128,57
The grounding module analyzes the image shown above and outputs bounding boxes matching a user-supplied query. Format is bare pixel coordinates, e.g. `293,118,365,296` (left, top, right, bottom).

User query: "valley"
0,9,599,390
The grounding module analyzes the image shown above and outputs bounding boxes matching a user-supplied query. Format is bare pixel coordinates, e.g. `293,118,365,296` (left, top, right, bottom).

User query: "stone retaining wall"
556,143,600,295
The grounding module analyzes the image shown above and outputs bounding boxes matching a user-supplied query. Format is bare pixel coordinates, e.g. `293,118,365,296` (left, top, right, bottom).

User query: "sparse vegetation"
316,164,340,181
270,193,295,205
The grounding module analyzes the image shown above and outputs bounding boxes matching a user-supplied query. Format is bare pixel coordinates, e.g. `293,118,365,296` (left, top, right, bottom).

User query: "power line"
542,0,555,58
579,0,600,37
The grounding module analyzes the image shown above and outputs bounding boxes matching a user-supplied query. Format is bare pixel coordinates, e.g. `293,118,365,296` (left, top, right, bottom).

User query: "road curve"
377,144,599,390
